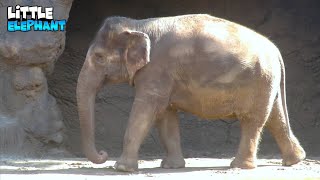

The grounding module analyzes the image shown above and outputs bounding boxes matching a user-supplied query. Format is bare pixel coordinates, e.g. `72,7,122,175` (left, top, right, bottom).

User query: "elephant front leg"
115,96,161,172
156,108,185,169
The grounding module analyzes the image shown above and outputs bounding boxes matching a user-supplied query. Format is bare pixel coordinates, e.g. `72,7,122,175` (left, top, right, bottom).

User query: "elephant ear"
122,30,151,85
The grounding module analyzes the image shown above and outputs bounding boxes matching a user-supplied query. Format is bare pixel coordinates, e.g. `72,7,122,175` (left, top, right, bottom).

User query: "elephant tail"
279,53,291,133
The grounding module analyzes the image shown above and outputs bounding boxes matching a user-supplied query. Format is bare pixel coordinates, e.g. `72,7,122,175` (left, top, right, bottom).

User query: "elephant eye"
94,54,107,65
95,53,104,59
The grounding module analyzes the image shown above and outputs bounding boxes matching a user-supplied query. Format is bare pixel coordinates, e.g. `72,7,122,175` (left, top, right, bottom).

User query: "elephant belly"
170,57,257,119
170,88,241,120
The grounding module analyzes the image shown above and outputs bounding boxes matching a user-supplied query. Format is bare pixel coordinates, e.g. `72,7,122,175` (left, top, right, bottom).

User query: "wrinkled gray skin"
77,14,305,172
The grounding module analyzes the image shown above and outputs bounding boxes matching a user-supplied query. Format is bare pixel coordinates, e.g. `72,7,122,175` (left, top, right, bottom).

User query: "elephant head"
77,18,151,164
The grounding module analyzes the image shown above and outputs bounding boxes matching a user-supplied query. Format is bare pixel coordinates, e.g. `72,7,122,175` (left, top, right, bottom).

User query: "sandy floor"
1,157,320,179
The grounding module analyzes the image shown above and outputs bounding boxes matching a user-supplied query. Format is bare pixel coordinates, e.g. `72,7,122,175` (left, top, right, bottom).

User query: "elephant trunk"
76,61,108,164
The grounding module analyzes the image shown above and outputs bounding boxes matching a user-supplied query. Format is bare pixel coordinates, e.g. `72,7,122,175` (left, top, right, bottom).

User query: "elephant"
76,14,306,172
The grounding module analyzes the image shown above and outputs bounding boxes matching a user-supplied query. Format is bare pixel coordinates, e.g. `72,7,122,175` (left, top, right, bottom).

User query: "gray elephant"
76,14,305,172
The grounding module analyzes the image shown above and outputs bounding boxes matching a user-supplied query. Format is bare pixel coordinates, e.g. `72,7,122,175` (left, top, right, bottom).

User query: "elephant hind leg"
231,86,276,169
156,108,185,169
266,95,305,166
231,113,267,169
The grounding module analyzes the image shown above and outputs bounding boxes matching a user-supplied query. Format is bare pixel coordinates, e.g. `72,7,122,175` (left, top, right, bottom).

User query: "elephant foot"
114,158,138,172
282,147,306,166
161,156,185,169
230,158,257,169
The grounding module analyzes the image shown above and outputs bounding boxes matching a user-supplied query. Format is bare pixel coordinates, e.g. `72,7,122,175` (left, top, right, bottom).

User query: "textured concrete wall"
0,0,73,157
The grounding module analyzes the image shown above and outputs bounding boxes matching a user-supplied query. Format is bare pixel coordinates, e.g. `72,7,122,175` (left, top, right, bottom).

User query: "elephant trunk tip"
88,150,108,164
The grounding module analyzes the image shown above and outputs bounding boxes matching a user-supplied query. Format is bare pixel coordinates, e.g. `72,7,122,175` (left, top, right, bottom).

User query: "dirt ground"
1,157,320,179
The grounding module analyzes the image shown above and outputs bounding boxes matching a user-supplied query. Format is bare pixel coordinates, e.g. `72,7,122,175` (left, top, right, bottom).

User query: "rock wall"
0,0,73,157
